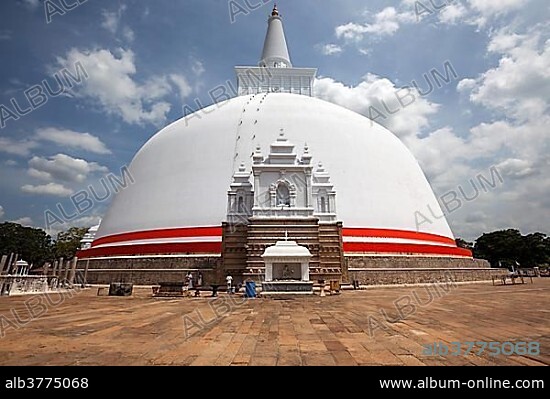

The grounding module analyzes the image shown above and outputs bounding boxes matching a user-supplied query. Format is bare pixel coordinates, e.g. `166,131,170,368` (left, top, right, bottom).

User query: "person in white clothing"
226,275,233,293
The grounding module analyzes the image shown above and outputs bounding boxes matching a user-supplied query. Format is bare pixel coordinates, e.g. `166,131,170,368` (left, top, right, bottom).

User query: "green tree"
0,222,53,267
53,227,89,260
456,238,473,252
519,233,549,267
474,229,524,267
474,229,549,268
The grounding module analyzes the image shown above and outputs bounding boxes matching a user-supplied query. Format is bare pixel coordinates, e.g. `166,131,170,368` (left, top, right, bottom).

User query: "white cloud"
12,216,33,226
460,28,550,122
0,137,38,156
141,76,172,99
191,59,205,76
438,3,468,24
470,118,549,163
409,93,549,240
404,121,548,239
456,78,476,92
400,0,532,28
487,32,525,53
312,69,545,238
101,5,134,42
495,158,536,179
27,168,52,180
0,128,110,158
370,6,416,31
399,1,461,26
122,26,135,42
169,74,192,99
101,10,119,34
67,215,102,229
21,183,73,197
0,205,4,219
404,127,469,180
35,127,111,154
467,0,530,17
336,7,416,41
321,17,550,239
406,116,548,187
317,44,343,56
314,73,438,138
55,48,174,126
335,23,370,42
27,153,108,183
335,0,534,47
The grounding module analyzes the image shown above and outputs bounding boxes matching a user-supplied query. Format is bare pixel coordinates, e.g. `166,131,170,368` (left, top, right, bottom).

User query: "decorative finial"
238,162,246,172
272,5,279,17
301,142,312,164
253,144,263,164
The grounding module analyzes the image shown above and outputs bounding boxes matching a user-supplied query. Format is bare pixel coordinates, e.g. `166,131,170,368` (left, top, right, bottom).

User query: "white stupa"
78,6,481,286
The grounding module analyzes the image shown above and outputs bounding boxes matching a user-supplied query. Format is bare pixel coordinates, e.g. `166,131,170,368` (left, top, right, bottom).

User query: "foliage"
474,229,550,268
455,238,473,251
53,227,89,260
0,222,53,266
0,223,89,268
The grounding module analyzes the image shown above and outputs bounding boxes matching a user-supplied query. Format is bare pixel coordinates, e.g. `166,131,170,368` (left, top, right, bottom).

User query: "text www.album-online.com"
380,377,545,389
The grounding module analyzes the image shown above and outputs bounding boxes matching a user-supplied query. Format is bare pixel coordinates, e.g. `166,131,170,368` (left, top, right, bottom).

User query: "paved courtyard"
0,279,548,366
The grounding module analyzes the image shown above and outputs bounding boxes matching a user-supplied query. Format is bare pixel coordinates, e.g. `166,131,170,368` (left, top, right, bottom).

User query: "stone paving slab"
0,280,549,366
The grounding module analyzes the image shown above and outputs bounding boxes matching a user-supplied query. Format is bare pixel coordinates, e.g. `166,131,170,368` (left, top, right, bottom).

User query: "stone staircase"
222,217,344,284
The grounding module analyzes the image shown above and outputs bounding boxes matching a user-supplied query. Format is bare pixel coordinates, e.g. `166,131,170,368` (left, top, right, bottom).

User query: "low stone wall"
348,268,507,285
0,276,51,295
346,255,507,285
78,254,507,286
77,256,223,285
346,255,491,270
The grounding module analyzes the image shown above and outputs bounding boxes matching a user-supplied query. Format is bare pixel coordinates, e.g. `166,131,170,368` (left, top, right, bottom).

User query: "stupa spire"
260,5,292,68
234,4,316,96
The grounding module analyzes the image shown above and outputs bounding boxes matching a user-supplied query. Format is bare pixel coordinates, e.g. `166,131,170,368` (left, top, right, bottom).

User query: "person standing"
226,274,233,294
187,272,194,290
197,272,203,287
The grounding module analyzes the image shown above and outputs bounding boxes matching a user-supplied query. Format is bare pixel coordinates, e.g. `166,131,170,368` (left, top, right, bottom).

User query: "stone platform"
0,280,548,365
77,254,508,287
261,281,314,295
346,256,507,285
77,256,222,285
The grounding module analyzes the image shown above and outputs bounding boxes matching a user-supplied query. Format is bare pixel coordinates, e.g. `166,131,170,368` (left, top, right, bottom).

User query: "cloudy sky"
0,0,548,241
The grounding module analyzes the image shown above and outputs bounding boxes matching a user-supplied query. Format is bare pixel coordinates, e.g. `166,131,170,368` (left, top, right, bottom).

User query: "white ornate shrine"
261,237,313,294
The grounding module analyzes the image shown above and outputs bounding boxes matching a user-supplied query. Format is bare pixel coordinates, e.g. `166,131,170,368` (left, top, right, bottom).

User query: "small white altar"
261,239,313,294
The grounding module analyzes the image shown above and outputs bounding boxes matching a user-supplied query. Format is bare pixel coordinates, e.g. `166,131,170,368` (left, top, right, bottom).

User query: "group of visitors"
183,272,238,295
185,272,203,290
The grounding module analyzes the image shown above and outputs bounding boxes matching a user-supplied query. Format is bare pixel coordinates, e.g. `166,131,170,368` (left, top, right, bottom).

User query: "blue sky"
0,0,548,241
